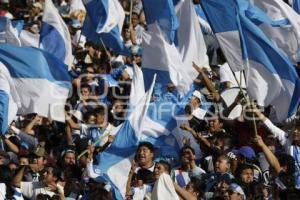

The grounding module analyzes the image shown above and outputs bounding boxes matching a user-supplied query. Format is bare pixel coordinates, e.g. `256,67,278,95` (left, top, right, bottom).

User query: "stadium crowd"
0,0,300,200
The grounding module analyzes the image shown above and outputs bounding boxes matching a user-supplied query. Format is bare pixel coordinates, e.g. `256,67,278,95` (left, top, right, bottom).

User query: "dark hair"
48,166,63,181
0,165,14,199
89,183,112,200
189,177,203,197
180,145,196,156
137,142,154,153
80,83,92,92
36,194,52,200
235,163,254,181
136,168,155,184
94,106,107,117
64,178,82,198
156,160,171,174
278,154,295,175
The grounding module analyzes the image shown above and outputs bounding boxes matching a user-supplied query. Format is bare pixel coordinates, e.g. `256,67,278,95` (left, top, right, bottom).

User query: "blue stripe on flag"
0,44,71,88
293,0,300,14
0,90,9,135
142,0,179,43
40,22,66,62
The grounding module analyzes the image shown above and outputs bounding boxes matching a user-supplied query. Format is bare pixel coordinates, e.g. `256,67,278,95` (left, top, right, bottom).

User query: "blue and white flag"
194,3,212,34
0,62,19,135
175,0,209,78
82,0,128,54
292,0,300,14
40,0,73,67
142,0,179,43
96,74,157,199
201,0,300,121
0,17,21,46
0,44,72,123
20,30,40,48
142,23,191,95
251,0,300,64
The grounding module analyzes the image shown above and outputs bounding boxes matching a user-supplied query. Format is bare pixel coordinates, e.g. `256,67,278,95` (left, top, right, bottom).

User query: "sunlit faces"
136,146,154,168
153,161,171,180
153,163,167,180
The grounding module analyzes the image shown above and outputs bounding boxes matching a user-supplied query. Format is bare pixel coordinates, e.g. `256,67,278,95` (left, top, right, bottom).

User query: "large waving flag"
0,17,21,46
142,0,209,95
201,0,300,121
0,62,19,135
96,74,157,199
175,0,209,79
251,0,300,64
142,0,179,43
40,0,73,67
142,23,191,95
0,44,72,124
82,0,128,54
20,30,40,48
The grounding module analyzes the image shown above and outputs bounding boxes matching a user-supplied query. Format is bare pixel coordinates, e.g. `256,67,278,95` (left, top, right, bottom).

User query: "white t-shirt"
21,182,56,200
0,183,24,200
132,184,152,200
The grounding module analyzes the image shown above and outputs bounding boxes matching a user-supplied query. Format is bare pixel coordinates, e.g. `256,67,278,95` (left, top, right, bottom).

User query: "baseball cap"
33,2,43,10
70,110,83,122
238,146,256,160
192,90,202,100
228,183,246,199
34,147,47,158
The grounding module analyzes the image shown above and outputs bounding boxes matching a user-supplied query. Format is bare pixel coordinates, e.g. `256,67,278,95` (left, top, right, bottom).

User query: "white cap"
33,2,43,10
229,183,246,199
71,110,83,121
192,90,202,100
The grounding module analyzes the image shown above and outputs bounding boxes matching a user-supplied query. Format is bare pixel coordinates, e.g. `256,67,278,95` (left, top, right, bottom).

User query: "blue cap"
70,19,81,29
238,146,256,160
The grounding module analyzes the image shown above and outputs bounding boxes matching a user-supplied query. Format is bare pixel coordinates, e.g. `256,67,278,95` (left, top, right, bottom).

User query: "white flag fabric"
251,0,300,64
0,17,21,46
151,173,180,200
40,0,73,67
142,23,191,95
20,30,40,48
176,0,210,76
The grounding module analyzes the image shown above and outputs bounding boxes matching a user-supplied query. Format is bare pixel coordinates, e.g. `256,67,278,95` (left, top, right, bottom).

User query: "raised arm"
193,62,220,102
254,135,281,175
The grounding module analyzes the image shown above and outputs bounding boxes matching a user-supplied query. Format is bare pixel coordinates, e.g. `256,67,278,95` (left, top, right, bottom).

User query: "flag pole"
242,61,258,137
77,129,111,160
100,38,112,68
227,59,258,137
129,0,134,26
72,31,82,66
